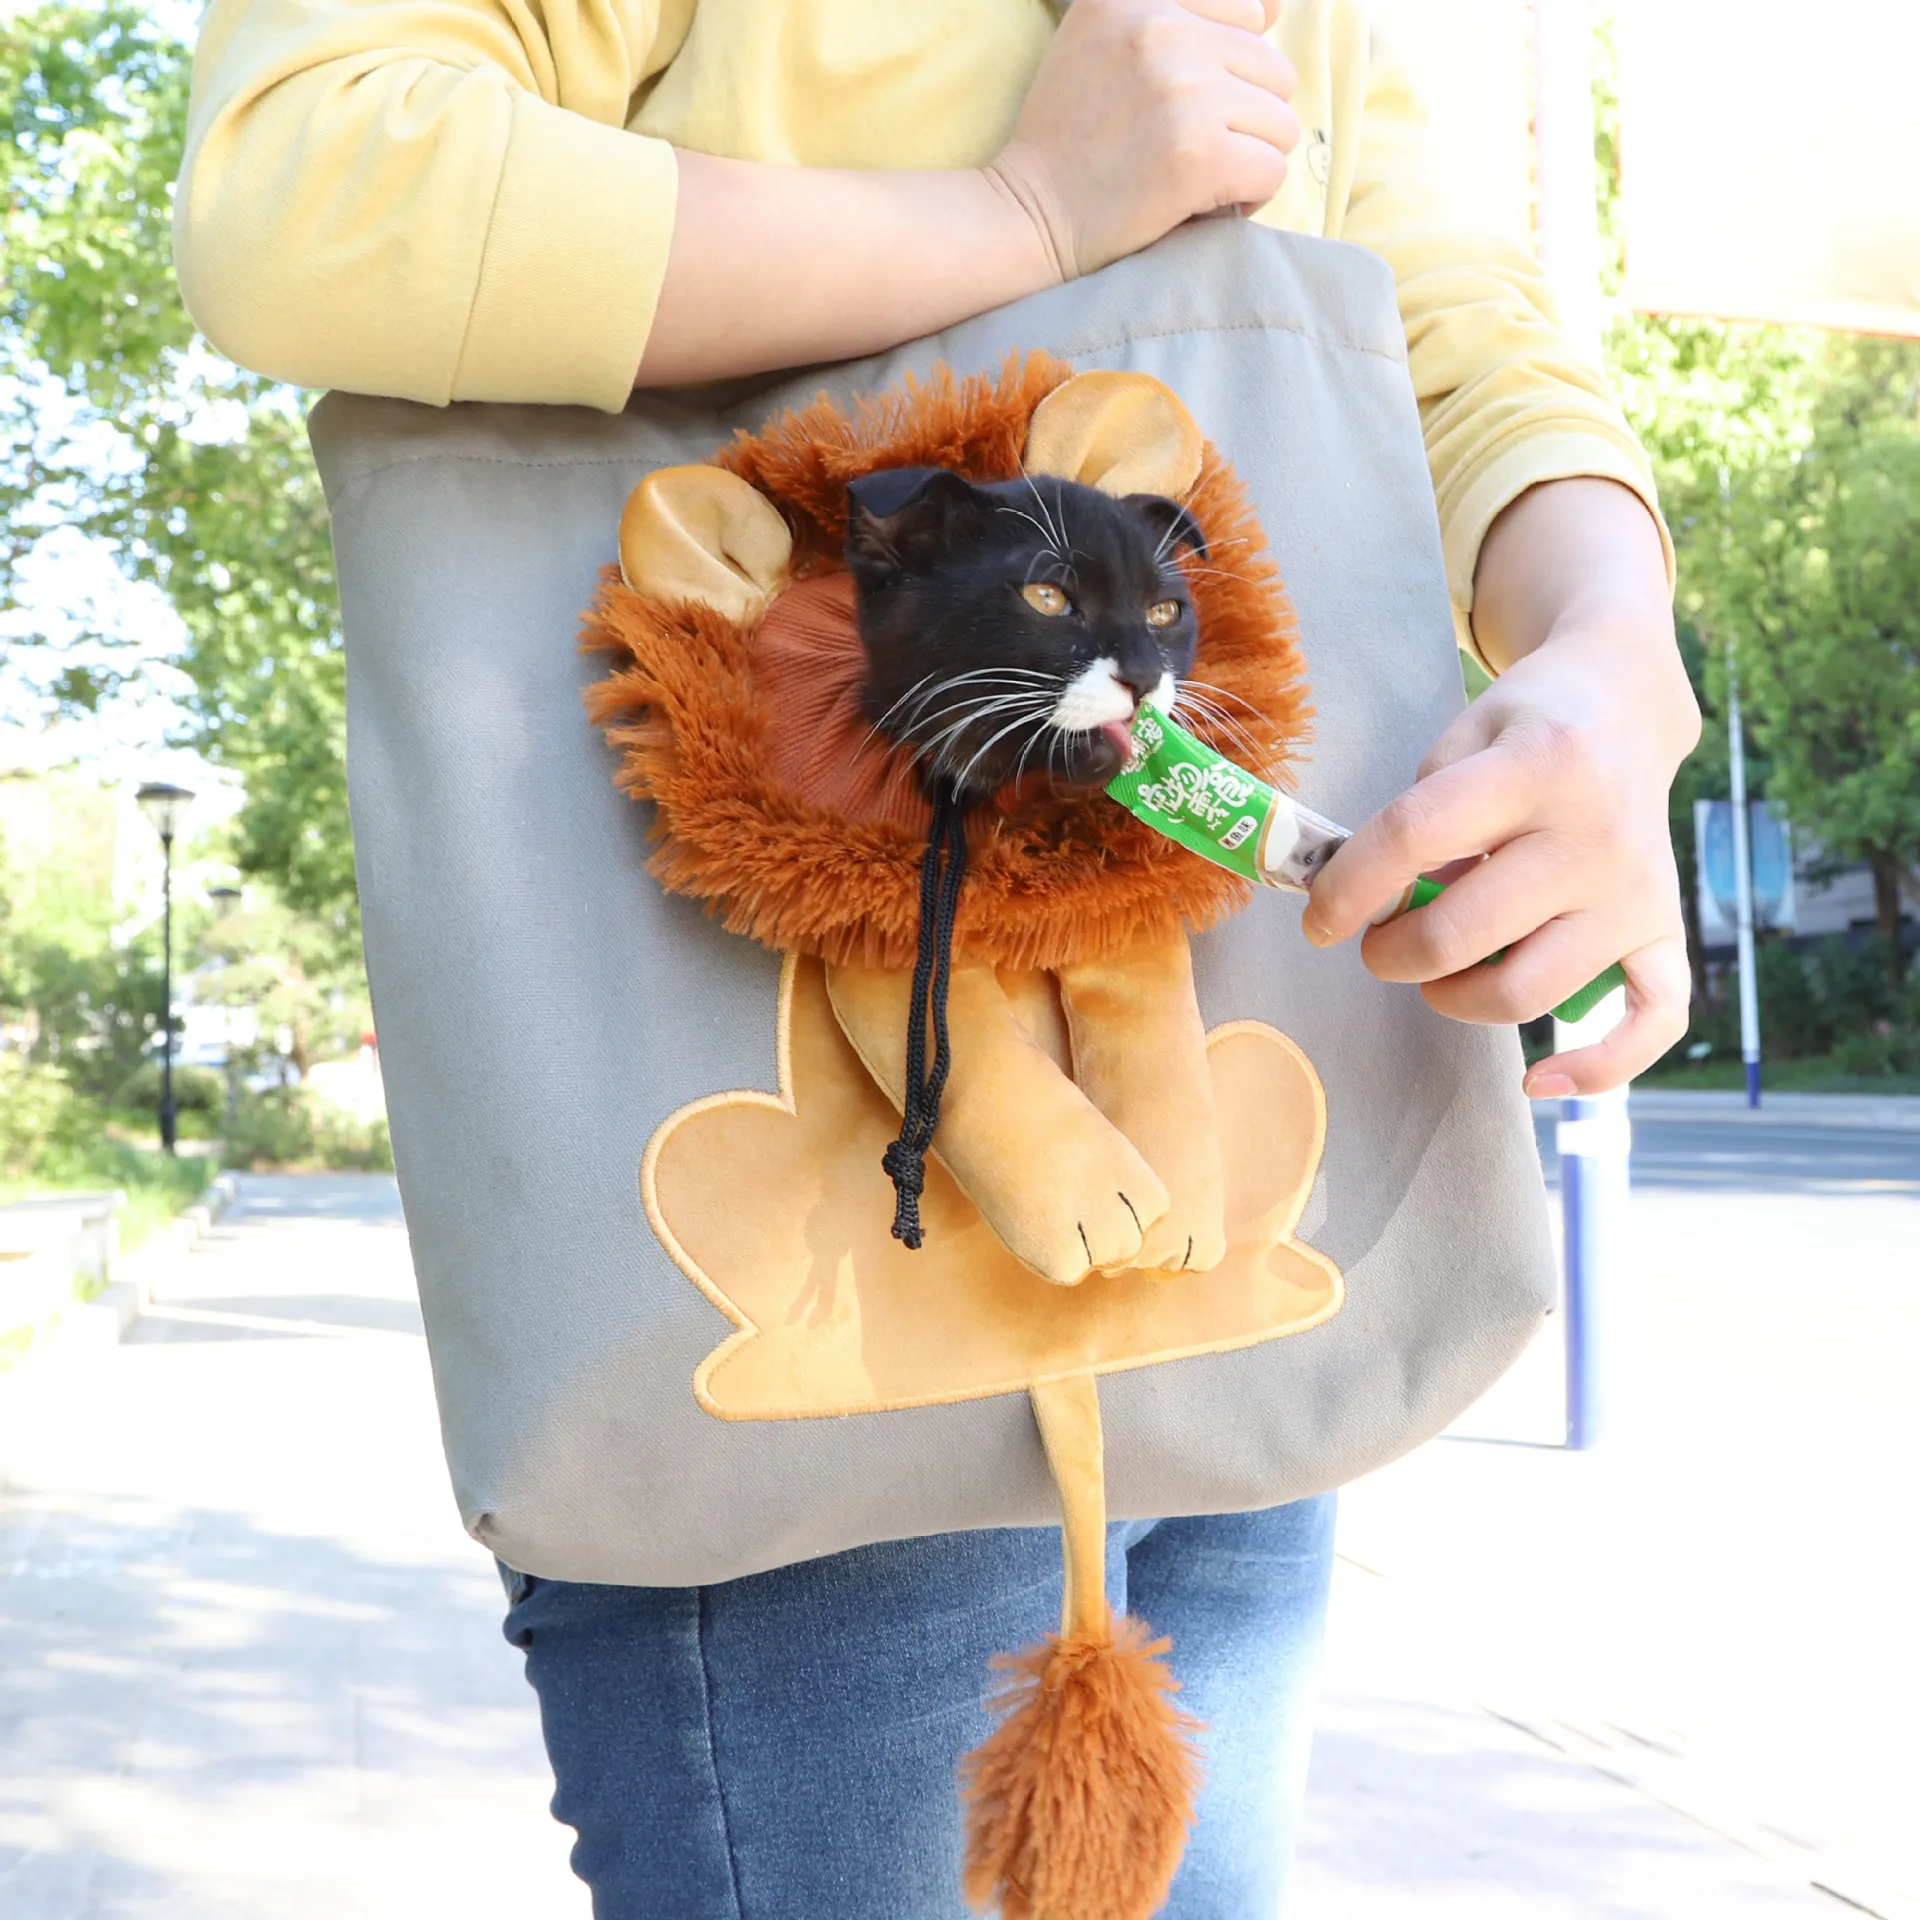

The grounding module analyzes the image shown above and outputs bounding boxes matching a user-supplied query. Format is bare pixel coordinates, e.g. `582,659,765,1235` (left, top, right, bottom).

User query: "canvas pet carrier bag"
310,218,1555,1910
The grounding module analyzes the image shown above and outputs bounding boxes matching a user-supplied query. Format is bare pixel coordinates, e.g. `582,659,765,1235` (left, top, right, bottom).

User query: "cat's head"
844,467,1207,800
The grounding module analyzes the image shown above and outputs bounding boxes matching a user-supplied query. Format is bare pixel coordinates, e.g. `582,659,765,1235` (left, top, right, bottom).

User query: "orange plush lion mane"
580,352,1310,973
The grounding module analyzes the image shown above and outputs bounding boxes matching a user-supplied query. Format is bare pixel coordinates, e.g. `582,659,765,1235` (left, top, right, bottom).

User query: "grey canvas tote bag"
310,220,1554,1587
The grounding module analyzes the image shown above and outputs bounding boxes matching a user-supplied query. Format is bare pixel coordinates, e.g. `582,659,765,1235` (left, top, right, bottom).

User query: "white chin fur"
1146,671,1177,714
1049,658,1137,733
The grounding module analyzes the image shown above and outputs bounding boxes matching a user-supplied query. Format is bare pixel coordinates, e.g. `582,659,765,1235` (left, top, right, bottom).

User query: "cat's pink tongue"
1100,718,1137,763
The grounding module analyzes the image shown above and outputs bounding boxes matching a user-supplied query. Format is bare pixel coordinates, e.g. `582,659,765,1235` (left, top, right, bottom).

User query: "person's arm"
176,0,1301,406
174,0,679,409
635,0,1301,385
1325,11,1675,668
1287,11,1695,1095
1301,477,1699,1094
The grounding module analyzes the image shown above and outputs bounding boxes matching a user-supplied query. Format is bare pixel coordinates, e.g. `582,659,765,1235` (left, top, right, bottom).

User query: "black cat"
845,467,1207,800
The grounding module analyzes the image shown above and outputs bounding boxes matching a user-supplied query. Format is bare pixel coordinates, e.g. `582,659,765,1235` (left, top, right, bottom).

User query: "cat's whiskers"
1008,719,1050,793
915,684,1057,770
1171,683,1265,761
882,665,1057,723
1171,705,1263,764
903,691,1053,768
951,705,1059,794
1017,467,1068,558
1180,676,1267,718
1150,515,1185,568
1021,549,1078,595
873,667,1056,744
1171,683,1260,736
995,504,1062,555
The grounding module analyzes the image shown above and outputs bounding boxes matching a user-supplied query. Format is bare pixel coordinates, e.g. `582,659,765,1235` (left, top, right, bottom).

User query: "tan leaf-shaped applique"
643,955,1342,1420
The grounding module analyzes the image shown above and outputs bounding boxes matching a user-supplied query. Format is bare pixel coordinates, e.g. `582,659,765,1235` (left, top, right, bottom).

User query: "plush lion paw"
1125,1205,1229,1280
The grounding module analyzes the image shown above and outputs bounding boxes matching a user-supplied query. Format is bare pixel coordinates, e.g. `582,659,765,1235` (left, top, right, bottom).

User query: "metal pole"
1555,994,1630,1449
160,831,177,1155
1727,654,1762,1108
1536,0,1625,1447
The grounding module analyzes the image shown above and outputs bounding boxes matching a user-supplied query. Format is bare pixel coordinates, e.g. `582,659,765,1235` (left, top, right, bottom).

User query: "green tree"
2,3,352,922
1712,397,1920,975
194,894,372,1079
1595,15,1920,1008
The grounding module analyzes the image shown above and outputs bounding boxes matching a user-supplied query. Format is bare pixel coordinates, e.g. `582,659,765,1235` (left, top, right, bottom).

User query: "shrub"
222,1087,315,1168
0,1054,85,1177
312,1106,394,1173
222,1086,393,1171
1754,940,1829,1057
1830,1029,1920,1079
113,1061,227,1115
1804,934,1902,1033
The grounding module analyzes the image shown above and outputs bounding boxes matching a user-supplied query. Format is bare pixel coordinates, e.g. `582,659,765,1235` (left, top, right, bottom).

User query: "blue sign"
1695,800,1795,936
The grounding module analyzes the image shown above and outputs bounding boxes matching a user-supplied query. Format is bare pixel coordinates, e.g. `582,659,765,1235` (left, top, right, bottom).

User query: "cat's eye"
1021,582,1070,616
1146,599,1182,629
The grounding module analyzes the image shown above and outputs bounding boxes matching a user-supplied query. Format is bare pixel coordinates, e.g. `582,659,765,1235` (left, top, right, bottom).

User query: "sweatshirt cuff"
1441,430,1677,675
454,94,678,411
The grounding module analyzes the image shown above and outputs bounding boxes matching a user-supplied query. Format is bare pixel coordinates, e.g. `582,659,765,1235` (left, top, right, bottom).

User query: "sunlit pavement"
1,1137,1914,1918
0,1175,585,1920
1294,1101,1920,1920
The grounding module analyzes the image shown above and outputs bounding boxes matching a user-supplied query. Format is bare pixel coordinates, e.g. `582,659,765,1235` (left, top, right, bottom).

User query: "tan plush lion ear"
619,466,793,622
1023,371,1204,500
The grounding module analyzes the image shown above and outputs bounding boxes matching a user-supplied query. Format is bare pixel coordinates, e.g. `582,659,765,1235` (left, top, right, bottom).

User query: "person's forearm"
1470,477,1697,771
1471,479,1674,665
636,155,1060,387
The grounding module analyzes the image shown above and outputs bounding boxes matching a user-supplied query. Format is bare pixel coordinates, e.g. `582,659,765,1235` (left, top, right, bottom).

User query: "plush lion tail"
959,1371,1202,1920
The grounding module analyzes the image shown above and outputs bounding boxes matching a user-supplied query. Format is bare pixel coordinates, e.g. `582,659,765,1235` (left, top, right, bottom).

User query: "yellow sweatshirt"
174,0,1669,647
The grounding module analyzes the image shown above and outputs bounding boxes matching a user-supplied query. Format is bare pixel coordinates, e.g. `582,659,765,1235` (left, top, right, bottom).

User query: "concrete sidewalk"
0,1175,585,1920
2,1169,1912,1917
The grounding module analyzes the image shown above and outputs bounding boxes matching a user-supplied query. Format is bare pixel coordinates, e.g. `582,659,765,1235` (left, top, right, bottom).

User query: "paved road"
1533,1111,1920,1197
1,1153,1913,1919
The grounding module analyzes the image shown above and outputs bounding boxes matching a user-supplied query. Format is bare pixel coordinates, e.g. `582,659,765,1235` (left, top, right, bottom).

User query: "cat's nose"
1113,667,1158,705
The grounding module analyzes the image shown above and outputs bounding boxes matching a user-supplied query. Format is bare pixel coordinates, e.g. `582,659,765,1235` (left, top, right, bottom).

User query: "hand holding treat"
1300,478,1698,1097
1106,709,1627,1024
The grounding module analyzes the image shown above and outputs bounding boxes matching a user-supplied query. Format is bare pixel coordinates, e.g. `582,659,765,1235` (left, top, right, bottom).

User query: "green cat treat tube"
1107,707,1626,1025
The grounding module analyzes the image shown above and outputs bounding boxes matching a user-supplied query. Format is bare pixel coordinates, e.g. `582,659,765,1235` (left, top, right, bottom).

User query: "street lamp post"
135,783,195,1154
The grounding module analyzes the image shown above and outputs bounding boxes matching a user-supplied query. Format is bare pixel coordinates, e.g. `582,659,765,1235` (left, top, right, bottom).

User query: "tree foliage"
195,894,373,1079
1594,20,1920,992
2,3,351,922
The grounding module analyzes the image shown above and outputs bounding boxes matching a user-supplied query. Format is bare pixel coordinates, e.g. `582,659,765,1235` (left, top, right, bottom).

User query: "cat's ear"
620,466,792,621
1125,494,1209,563
1024,372,1204,500
845,467,991,576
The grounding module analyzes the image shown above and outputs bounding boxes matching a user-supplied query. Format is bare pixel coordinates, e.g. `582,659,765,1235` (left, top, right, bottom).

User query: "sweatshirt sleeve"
174,0,680,410
1330,12,1674,668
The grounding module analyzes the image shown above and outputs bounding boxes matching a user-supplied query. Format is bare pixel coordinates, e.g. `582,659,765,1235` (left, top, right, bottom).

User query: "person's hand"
987,0,1301,280
1299,479,1701,1096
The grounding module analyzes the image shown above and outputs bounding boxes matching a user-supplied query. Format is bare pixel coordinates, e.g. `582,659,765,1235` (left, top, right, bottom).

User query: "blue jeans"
501,1495,1335,1919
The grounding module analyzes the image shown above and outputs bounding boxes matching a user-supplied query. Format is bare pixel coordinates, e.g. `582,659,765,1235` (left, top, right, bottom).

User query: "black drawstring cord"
881,779,969,1249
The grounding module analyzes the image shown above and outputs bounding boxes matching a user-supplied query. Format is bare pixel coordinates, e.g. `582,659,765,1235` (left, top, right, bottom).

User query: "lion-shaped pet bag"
311,221,1555,1916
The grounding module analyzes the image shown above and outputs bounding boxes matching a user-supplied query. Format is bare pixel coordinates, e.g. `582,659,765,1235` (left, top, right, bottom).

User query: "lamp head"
135,782,195,843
